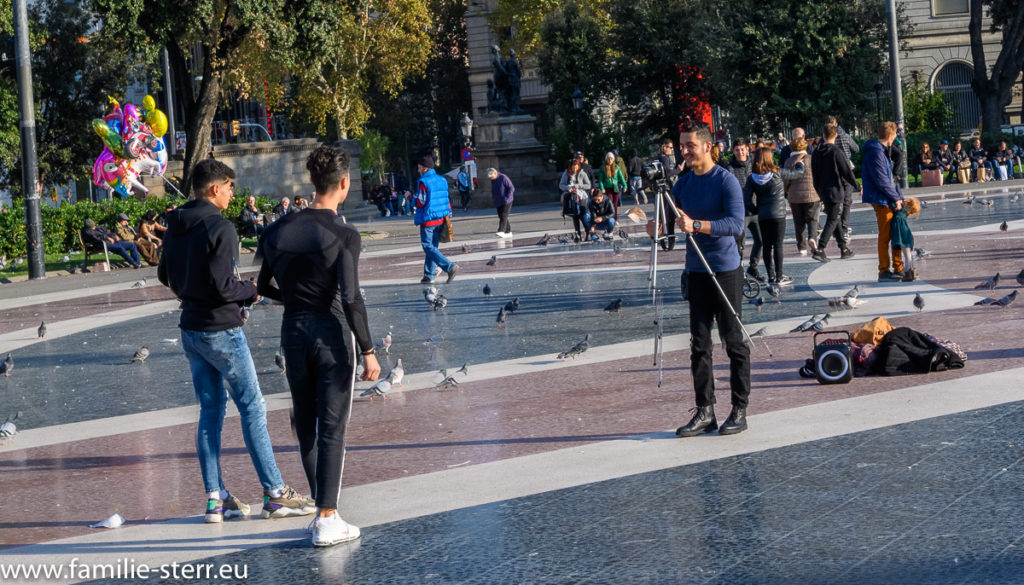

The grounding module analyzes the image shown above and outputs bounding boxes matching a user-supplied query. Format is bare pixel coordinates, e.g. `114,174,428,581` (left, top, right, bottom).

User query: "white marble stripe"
2,367,1021,585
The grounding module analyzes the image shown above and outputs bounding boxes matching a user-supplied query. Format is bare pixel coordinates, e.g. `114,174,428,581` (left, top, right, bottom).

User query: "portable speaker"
813,330,853,385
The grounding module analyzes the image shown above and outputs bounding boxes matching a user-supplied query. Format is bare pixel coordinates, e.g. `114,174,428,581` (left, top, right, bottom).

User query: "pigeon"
963,195,975,205
89,513,125,529
436,375,460,390
438,368,449,379
503,297,520,313
423,286,438,304
618,229,630,241
604,298,623,314
37,321,46,339
993,290,1019,308
387,359,404,386
457,362,469,375
791,315,818,333
765,283,780,301
68,265,79,274
612,244,623,255
131,278,146,289
274,350,286,374
557,334,590,361
360,379,391,400
983,199,994,206
750,296,765,311
913,293,925,312
432,294,448,311
915,248,932,258
537,233,550,246
749,326,769,338
1017,269,1024,287
919,200,928,208
461,243,471,254
1000,220,1009,232
130,346,149,363
842,284,862,299
974,297,997,306
810,313,831,332
557,235,570,244
974,273,1000,290
496,306,508,327
0,412,21,440
483,284,491,296
486,255,497,266
1012,192,1021,203
375,332,392,354
60,254,70,263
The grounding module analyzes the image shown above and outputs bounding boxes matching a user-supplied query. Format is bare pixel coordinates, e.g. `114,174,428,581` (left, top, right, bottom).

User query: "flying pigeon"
810,313,832,332
557,235,570,244
913,293,924,312
274,350,286,374
130,345,149,363
604,298,623,314
1001,220,1009,232
131,278,147,289
496,306,508,327
387,359,404,386
537,233,550,246
436,375,460,390
432,294,448,311
360,379,391,400
457,362,469,375
791,315,818,333
483,284,491,296
750,296,765,311
557,334,590,361
974,273,1000,290
993,290,1019,308
37,321,46,339
974,297,997,306
375,332,392,354
1016,269,1024,287
486,255,497,266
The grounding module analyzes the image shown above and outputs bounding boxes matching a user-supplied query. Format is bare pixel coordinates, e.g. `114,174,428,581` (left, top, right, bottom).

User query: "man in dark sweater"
487,167,515,237
257,143,380,547
649,120,748,437
158,158,314,524
721,138,764,281
810,124,858,262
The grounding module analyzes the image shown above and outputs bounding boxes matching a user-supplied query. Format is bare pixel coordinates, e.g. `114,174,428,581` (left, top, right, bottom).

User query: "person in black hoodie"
722,138,764,281
158,158,314,524
810,124,858,262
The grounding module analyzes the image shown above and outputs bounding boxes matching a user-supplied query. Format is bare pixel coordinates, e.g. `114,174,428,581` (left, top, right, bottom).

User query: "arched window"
933,61,981,133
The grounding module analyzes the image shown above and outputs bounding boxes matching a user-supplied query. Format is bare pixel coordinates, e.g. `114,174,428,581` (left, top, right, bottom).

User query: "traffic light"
230,120,241,136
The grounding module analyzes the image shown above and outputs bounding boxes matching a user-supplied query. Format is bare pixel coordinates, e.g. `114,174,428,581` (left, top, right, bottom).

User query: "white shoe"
312,514,361,547
799,249,808,256
504,232,513,238
495,232,506,238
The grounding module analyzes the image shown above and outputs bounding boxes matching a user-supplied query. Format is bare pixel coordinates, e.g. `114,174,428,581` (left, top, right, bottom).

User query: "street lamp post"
459,114,473,148
886,0,909,189
12,0,45,279
572,87,584,153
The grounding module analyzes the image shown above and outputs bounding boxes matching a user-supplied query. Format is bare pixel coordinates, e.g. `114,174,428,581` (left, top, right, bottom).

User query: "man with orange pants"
860,121,905,281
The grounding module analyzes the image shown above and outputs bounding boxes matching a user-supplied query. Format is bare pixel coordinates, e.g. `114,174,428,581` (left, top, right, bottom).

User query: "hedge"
0,188,272,260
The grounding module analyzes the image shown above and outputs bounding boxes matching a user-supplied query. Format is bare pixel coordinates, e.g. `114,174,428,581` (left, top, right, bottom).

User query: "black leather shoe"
718,407,748,435
676,406,717,437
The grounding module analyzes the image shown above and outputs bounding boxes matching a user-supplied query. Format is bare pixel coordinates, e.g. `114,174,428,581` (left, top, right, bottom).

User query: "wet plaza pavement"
1,182,1024,584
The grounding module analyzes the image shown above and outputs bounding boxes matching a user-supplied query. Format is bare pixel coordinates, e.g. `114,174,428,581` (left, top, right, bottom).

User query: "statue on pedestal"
488,46,524,115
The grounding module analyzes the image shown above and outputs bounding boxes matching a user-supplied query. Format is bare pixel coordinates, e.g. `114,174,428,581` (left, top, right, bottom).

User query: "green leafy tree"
289,0,430,139
904,78,953,134
357,128,390,184
1,0,25,187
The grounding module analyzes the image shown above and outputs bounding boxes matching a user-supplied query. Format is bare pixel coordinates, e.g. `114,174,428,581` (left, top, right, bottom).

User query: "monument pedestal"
472,114,554,207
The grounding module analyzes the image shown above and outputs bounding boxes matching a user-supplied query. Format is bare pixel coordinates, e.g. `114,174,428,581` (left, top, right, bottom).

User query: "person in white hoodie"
743,147,804,285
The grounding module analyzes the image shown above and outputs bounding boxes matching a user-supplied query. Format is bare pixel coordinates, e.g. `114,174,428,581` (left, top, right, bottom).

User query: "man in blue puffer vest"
414,154,459,284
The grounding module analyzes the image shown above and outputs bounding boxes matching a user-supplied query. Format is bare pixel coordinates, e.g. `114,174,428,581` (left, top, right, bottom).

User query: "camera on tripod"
642,160,665,182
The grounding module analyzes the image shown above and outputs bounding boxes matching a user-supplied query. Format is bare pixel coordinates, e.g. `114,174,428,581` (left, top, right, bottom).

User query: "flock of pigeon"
969,270,1023,308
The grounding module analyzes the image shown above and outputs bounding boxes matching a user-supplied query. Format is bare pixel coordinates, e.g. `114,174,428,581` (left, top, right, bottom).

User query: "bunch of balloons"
91,95,169,198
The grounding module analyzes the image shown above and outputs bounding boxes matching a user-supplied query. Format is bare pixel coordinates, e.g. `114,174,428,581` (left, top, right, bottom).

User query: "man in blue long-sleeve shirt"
651,120,750,437
861,121,905,281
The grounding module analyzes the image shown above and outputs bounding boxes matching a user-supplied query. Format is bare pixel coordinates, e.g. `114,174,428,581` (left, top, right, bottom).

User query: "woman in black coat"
744,147,804,285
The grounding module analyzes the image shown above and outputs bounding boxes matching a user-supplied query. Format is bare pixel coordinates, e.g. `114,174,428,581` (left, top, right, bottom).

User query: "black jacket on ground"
811,143,857,203
872,327,965,376
158,198,257,332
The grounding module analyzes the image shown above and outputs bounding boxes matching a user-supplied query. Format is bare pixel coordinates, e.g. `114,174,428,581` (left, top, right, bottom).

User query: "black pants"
817,197,848,253
459,188,471,210
790,201,820,252
758,218,786,281
281,313,356,510
733,214,762,269
841,189,853,238
496,202,512,233
685,267,751,409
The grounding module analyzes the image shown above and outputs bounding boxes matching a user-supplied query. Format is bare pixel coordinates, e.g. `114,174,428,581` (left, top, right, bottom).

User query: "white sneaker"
504,232,513,238
799,249,808,256
312,514,361,547
495,232,506,238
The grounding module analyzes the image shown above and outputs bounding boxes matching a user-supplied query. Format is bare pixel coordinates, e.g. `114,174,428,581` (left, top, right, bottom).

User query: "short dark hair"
191,159,235,197
679,120,713,144
732,137,748,149
306,142,350,193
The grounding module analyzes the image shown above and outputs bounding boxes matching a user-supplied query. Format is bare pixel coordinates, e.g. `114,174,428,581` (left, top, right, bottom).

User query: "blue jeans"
108,241,141,266
420,223,454,280
582,214,616,234
180,327,284,494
